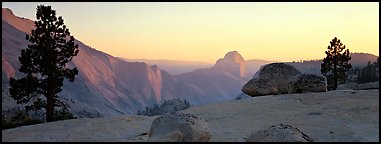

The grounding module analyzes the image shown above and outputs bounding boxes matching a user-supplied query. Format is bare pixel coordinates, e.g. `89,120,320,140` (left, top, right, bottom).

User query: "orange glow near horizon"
2,2,379,63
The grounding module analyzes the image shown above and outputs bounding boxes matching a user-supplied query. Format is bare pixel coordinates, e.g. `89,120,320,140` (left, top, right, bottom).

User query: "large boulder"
246,124,313,142
242,63,301,96
148,112,211,142
288,74,327,93
241,78,279,96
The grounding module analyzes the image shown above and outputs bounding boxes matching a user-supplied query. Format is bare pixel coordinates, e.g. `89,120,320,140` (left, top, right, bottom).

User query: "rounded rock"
246,124,313,142
148,112,211,142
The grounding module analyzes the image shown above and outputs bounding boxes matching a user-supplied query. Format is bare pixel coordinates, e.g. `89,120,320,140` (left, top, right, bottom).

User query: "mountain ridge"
2,8,251,118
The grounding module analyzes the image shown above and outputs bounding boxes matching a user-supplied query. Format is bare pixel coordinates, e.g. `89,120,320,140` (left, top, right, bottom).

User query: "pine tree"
321,37,352,90
9,5,79,122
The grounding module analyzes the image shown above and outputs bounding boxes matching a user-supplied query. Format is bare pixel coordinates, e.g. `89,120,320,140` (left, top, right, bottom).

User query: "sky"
2,2,379,64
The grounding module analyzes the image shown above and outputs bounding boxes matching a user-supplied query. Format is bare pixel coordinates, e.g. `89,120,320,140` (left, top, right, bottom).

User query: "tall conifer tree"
9,5,79,122
321,37,352,90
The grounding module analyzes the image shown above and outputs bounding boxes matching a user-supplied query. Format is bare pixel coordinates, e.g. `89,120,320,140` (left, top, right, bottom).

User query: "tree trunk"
333,65,337,89
46,92,54,122
333,47,338,90
46,76,55,122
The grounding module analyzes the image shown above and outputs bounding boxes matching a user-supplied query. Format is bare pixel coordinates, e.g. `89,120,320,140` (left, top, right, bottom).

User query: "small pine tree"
9,5,79,122
321,37,352,90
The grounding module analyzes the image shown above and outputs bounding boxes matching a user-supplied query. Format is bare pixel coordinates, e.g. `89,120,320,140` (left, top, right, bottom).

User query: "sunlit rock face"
1,8,166,116
2,8,35,34
214,51,248,78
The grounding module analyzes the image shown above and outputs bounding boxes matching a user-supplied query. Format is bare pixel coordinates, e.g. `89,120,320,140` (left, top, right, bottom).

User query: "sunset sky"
2,2,379,63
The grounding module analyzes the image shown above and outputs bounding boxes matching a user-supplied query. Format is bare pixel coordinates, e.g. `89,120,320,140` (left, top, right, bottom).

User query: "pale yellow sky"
3,2,379,63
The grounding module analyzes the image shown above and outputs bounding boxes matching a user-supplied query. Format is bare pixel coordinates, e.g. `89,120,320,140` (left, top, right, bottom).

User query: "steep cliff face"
1,20,27,84
214,51,248,78
2,18,121,116
1,8,166,116
147,65,163,102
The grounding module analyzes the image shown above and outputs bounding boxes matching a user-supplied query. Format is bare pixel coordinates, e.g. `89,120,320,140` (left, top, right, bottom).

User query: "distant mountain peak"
215,51,248,78
223,51,243,63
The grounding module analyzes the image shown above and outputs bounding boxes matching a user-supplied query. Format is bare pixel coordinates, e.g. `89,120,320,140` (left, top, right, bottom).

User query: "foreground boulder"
288,74,327,93
246,124,313,142
242,63,301,96
148,112,211,142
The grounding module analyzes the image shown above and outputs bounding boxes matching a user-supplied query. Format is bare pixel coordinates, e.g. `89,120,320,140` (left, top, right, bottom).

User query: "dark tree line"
137,99,191,116
356,58,379,84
